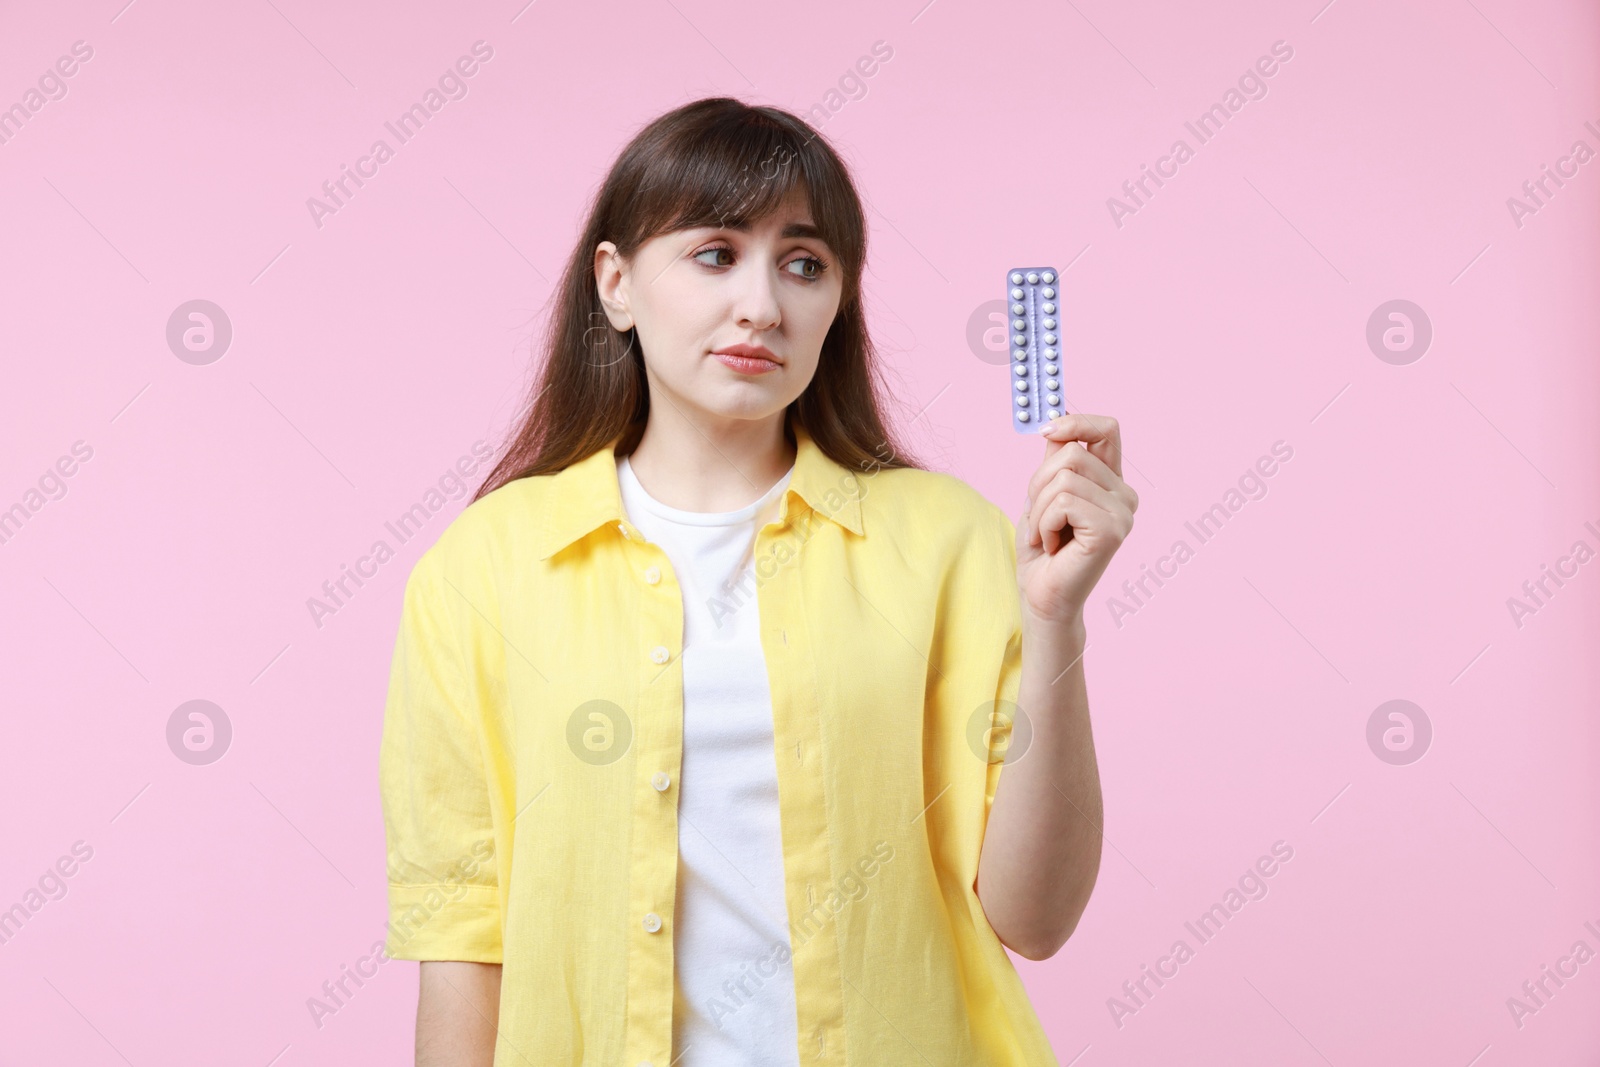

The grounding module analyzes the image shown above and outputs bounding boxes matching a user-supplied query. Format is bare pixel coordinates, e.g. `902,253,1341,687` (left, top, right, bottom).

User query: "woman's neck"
623,411,795,514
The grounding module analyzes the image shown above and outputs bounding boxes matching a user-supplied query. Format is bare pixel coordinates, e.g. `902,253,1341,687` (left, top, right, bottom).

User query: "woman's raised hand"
1015,413,1138,627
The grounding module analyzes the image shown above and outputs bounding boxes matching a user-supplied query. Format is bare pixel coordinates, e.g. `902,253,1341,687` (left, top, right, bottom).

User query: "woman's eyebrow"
721,220,825,241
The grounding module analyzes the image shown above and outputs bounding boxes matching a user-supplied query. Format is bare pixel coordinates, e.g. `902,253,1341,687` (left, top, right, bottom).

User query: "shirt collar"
530,421,866,561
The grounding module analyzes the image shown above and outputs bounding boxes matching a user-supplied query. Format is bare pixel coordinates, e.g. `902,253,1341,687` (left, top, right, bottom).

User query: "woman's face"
594,193,843,430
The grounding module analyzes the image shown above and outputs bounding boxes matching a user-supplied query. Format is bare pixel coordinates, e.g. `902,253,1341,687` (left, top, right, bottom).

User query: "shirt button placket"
624,531,678,1067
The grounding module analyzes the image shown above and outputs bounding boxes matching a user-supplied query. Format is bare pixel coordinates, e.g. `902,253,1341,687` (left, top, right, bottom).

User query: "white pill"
1010,272,1024,284
1043,287,1055,298
1046,407,1061,419
1018,410,1032,422
1043,302,1055,314
1014,380,1028,391
1012,303,1024,314
1045,363,1058,374
1011,287,1024,299
1044,318,1056,329
1025,272,1039,284
1013,348,1027,360
1042,270,1056,283
1014,364,1027,376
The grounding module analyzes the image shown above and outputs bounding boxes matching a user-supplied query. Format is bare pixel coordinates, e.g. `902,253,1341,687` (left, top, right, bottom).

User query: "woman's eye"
692,246,735,268
783,256,826,280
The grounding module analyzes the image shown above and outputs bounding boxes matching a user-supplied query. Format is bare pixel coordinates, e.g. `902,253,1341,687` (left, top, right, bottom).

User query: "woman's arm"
976,413,1134,961
417,961,502,1066
976,613,1102,961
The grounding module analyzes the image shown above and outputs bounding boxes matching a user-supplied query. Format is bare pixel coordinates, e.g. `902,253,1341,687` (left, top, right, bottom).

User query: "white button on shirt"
645,565,662,584
651,771,671,792
650,645,670,664
643,912,662,933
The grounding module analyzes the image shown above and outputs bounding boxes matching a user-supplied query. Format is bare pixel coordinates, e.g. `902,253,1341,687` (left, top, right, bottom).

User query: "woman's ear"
593,241,635,332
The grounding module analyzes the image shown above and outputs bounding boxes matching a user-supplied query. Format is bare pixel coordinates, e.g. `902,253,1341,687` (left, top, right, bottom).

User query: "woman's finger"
1032,436,1129,500
1036,482,1116,556
1029,468,1117,548
1041,413,1125,479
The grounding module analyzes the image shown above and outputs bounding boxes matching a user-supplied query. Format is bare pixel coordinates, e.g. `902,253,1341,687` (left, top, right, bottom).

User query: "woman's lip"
713,344,781,362
713,352,781,375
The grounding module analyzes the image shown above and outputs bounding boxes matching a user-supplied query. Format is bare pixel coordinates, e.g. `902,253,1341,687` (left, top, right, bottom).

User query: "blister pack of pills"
1005,267,1062,433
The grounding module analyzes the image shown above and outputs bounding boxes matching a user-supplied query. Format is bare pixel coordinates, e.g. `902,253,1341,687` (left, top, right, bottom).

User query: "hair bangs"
624,121,819,248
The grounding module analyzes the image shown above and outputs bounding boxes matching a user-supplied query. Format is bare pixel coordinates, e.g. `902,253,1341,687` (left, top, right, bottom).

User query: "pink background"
3,0,1597,1063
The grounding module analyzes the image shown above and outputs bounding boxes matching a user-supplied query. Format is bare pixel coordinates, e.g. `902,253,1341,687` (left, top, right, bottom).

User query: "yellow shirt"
379,422,1060,1066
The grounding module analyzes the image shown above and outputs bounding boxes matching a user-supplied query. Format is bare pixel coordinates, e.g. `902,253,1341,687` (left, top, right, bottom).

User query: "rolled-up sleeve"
378,551,503,963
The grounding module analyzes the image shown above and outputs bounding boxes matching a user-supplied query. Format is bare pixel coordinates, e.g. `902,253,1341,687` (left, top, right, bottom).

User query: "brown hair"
471,96,923,504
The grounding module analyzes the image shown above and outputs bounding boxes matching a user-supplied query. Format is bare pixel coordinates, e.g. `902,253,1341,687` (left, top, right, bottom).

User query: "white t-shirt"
616,453,802,1067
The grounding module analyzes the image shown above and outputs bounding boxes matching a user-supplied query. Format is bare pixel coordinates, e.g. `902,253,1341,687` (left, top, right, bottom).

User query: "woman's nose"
735,266,782,331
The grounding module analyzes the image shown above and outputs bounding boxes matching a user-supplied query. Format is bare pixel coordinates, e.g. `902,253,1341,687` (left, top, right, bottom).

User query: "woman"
379,96,1135,1067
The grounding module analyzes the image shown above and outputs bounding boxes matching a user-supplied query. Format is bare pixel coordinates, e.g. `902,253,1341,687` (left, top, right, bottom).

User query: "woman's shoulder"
864,462,1012,520
858,463,1016,556
406,472,549,587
